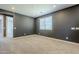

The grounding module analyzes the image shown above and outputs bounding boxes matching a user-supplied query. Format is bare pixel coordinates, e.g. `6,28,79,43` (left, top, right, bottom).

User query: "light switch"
71,27,76,30
14,27,16,29
76,27,79,30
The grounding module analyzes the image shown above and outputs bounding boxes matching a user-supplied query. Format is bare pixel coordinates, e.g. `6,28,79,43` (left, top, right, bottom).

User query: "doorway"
0,14,13,39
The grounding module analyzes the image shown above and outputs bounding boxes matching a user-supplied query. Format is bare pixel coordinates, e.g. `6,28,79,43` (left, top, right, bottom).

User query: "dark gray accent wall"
36,5,79,43
0,9,35,37
14,13,34,37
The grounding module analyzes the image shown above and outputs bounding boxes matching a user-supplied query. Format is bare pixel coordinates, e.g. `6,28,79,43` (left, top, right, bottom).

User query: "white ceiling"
0,4,76,18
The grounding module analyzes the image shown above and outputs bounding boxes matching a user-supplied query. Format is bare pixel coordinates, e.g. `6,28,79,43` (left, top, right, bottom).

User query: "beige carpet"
0,35,79,54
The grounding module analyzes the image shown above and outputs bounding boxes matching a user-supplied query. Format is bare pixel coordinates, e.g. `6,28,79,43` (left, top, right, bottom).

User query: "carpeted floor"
0,35,79,54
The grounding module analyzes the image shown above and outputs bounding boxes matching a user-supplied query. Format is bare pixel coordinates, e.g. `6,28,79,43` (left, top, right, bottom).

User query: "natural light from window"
39,16,52,30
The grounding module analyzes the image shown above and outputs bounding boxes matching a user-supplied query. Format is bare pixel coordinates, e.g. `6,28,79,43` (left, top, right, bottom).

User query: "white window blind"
39,16,52,30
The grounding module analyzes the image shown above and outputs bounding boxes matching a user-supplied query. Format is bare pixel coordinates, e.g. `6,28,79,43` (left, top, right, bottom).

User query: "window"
39,16,52,30
39,18,45,30
6,16,13,38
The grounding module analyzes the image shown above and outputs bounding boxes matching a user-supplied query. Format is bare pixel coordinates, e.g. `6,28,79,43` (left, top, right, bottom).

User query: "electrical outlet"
66,37,68,40
24,33,26,35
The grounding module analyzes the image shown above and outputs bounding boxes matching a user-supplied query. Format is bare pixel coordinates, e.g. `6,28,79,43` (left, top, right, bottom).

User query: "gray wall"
14,14,34,37
0,9,35,37
36,5,79,43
